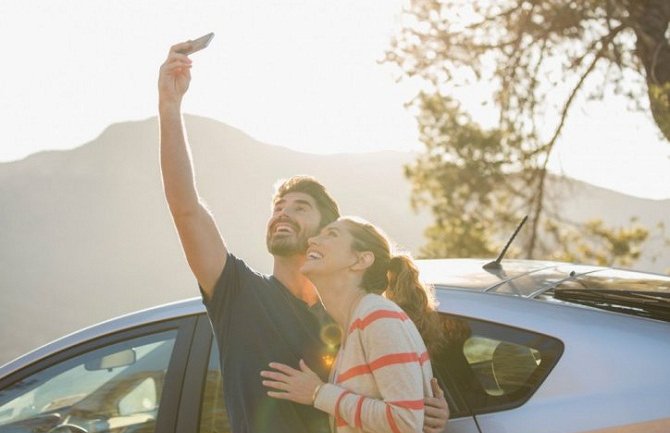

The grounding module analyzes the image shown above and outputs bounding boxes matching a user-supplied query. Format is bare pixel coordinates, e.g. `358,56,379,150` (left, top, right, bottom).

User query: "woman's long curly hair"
341,217,444,356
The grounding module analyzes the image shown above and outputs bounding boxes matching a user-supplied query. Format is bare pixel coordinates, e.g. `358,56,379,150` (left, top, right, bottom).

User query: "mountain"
1,115,668,365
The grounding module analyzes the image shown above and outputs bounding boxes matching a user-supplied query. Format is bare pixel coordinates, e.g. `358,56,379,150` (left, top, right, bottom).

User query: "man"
158,40,449,433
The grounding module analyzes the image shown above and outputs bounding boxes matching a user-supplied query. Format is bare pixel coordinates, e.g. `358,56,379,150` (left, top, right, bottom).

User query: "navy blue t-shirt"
201,253,336,433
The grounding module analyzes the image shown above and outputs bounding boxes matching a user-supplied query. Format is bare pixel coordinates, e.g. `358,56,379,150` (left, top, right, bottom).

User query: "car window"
434,314,563,416
198,341,231,433
463,336,541,396
0,330,177,433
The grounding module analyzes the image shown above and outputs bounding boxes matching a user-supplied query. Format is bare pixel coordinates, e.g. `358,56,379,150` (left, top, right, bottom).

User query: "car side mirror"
85,349,136,371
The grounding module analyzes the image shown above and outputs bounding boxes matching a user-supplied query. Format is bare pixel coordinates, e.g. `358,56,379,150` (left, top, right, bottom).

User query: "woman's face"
301,220,361,277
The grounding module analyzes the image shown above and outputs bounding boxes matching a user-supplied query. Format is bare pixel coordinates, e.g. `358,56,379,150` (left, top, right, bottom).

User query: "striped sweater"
313,294,434,433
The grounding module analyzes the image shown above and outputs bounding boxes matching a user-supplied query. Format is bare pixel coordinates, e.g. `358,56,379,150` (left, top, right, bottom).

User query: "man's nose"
274,207,292,219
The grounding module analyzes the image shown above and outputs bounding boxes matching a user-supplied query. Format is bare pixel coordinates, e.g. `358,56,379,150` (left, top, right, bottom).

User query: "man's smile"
272,221,299,235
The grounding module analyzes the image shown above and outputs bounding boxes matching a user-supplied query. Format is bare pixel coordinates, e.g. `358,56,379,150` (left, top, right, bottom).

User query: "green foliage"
388,0,668,266
649,82,670,142
407,91,650,264
546,218,649,267
407,93,517,258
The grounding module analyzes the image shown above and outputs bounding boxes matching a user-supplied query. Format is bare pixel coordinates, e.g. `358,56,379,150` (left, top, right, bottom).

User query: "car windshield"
0,331,176,431
539,269,670,322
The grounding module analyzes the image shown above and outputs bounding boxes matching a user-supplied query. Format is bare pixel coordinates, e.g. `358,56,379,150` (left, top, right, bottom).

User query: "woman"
261,217,443,433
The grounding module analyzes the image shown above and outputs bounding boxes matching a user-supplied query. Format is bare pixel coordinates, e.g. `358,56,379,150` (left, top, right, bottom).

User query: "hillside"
1,115,668,365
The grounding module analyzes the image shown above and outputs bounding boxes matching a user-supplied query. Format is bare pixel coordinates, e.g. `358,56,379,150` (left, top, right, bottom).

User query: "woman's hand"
261,359,324,405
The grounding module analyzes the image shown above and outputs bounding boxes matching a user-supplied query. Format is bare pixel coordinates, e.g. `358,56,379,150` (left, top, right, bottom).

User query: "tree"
387,0,670,143
404,92,650,265
385,0,668,264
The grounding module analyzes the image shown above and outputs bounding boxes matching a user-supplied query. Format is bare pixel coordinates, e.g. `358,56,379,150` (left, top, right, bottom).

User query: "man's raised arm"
158,41,227,298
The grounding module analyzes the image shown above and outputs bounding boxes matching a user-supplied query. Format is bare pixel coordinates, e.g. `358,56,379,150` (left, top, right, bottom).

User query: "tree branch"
527,29,620,257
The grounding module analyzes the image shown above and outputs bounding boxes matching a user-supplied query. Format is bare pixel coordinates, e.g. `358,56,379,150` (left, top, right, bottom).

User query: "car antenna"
483,215,528,271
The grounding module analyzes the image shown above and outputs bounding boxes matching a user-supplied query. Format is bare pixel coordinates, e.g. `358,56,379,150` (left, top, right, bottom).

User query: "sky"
2,0,670,199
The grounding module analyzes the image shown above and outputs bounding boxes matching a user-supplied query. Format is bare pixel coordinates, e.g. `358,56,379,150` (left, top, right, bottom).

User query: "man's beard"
266,230,310,256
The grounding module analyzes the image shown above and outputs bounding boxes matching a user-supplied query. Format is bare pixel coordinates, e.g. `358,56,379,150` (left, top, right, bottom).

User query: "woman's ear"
351,251,375,271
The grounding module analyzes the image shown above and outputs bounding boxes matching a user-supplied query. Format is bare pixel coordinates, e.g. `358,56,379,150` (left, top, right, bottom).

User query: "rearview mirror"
85,349,136,371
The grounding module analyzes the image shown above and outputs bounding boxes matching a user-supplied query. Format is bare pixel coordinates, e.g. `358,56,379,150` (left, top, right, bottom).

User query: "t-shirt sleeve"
199,253,263,343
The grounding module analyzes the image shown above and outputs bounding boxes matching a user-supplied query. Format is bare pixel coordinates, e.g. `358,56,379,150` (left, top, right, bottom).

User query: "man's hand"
423,378,450,433
158,42,194,107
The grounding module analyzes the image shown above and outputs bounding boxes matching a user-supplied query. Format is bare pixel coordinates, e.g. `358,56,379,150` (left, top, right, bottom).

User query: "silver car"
1,259,669,433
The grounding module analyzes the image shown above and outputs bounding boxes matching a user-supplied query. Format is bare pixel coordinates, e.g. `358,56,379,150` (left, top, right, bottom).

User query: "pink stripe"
348,310,409,334
337,351,430,383
386,404,402,433
390,399,425,410
337,364,372,383
335,390,351,427
354,396,365,428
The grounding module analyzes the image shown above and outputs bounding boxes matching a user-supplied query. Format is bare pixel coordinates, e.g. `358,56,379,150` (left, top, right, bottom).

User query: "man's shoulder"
223,253,272,283
204,253,274,310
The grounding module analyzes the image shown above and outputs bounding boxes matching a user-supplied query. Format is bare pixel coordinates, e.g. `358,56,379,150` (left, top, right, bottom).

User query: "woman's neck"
311,274,367,330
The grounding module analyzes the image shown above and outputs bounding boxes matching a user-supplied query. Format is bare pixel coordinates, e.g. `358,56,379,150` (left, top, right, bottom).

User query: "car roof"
418,258,670,294
419,258,670,323
416,258,603,294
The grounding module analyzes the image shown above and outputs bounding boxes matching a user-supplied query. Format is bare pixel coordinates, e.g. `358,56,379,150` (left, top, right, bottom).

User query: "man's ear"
351,251,375,271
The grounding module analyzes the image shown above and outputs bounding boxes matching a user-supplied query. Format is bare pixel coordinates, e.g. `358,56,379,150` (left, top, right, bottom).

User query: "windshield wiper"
554,289,670,322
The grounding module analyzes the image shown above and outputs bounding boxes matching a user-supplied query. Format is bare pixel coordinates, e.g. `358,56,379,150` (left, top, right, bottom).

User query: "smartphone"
179,32,215,55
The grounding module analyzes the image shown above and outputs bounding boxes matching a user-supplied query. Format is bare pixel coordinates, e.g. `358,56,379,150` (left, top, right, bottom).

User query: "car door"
173,314,225,433
0,316,197,433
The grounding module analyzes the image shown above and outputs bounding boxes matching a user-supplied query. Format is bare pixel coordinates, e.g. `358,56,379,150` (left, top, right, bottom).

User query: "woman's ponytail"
386,255,443,357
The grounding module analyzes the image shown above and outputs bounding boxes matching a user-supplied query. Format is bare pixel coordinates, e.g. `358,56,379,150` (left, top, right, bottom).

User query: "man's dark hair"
273,176,340,227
